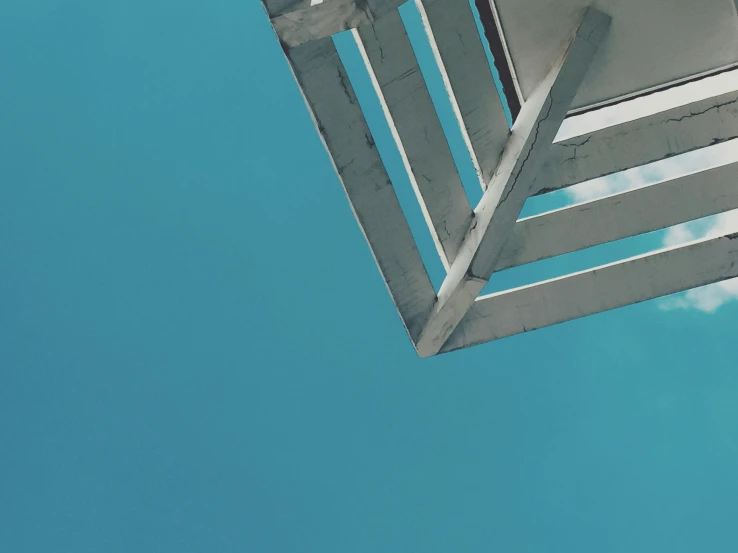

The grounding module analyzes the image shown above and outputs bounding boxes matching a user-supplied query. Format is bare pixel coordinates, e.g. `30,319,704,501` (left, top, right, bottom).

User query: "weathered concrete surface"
264,0,405,47
262,0,310,16
414,8,611,357
355,13,473,268
498,161,738,269
282,37,436,344
494,0,738,109
535,89,738,195
416,0,510,189
265,0,738,356
442,231,738,352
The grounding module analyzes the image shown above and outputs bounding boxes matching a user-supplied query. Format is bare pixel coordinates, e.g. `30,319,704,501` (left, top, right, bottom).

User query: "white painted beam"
416,0,511,189
535,90,738,195
281,37,437,343
442,231,738,352
355,14,473,267
415,7,611,357
497,160,738,270
264,0,406,47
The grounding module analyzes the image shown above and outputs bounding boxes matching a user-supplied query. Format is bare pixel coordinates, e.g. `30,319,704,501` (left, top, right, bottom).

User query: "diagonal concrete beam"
264,0,406,47
416,0,511,189
279,36,437,344
414,7,611,357
497,160,738,270
442,230,738,352
355,13,473,268
535,89,738,195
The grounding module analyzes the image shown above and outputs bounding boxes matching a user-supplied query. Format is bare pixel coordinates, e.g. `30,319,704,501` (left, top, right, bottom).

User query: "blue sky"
2,1,738,552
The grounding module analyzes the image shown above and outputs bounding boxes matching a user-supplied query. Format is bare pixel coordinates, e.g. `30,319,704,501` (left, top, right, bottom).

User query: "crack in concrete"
499,96,554,208
370,24,385,61
662,96,738,125
364,131,375,149
456,30,465,53
564,135,592,149
539,97,738,193
339,157,356,173
438,220,451,246
388,67,416,85
337,68,354,104
588,96,738,147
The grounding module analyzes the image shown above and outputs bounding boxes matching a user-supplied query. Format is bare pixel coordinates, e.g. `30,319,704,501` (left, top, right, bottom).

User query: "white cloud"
659,210,738,313
565,165,659,203
563,140,738,204
659,280,738,313
662,210,738,248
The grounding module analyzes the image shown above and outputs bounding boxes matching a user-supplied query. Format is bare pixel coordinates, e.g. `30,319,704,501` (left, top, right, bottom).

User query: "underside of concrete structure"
263,0,738,356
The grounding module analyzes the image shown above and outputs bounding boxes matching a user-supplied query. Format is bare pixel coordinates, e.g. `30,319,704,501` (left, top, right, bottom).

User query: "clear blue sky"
2,1,738,552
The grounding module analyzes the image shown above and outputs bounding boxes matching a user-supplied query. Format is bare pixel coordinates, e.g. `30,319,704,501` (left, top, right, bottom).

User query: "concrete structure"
263,0,738,356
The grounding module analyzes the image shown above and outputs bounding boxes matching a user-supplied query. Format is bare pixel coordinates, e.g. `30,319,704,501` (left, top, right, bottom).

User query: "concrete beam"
416,0,511,189
415,8,611,357
264,0,405,47
355,14,473,268
497,160,738,270
535,89,738,195
442,231,738,352
263,0,322,17
281,37,436,343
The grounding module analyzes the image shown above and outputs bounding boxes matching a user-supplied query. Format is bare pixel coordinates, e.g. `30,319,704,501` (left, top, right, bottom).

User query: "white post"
354,14,474,267
416,0,511,189
281,37,437,343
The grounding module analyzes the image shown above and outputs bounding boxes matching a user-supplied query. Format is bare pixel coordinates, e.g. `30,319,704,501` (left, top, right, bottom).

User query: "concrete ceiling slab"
492,0,738,109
